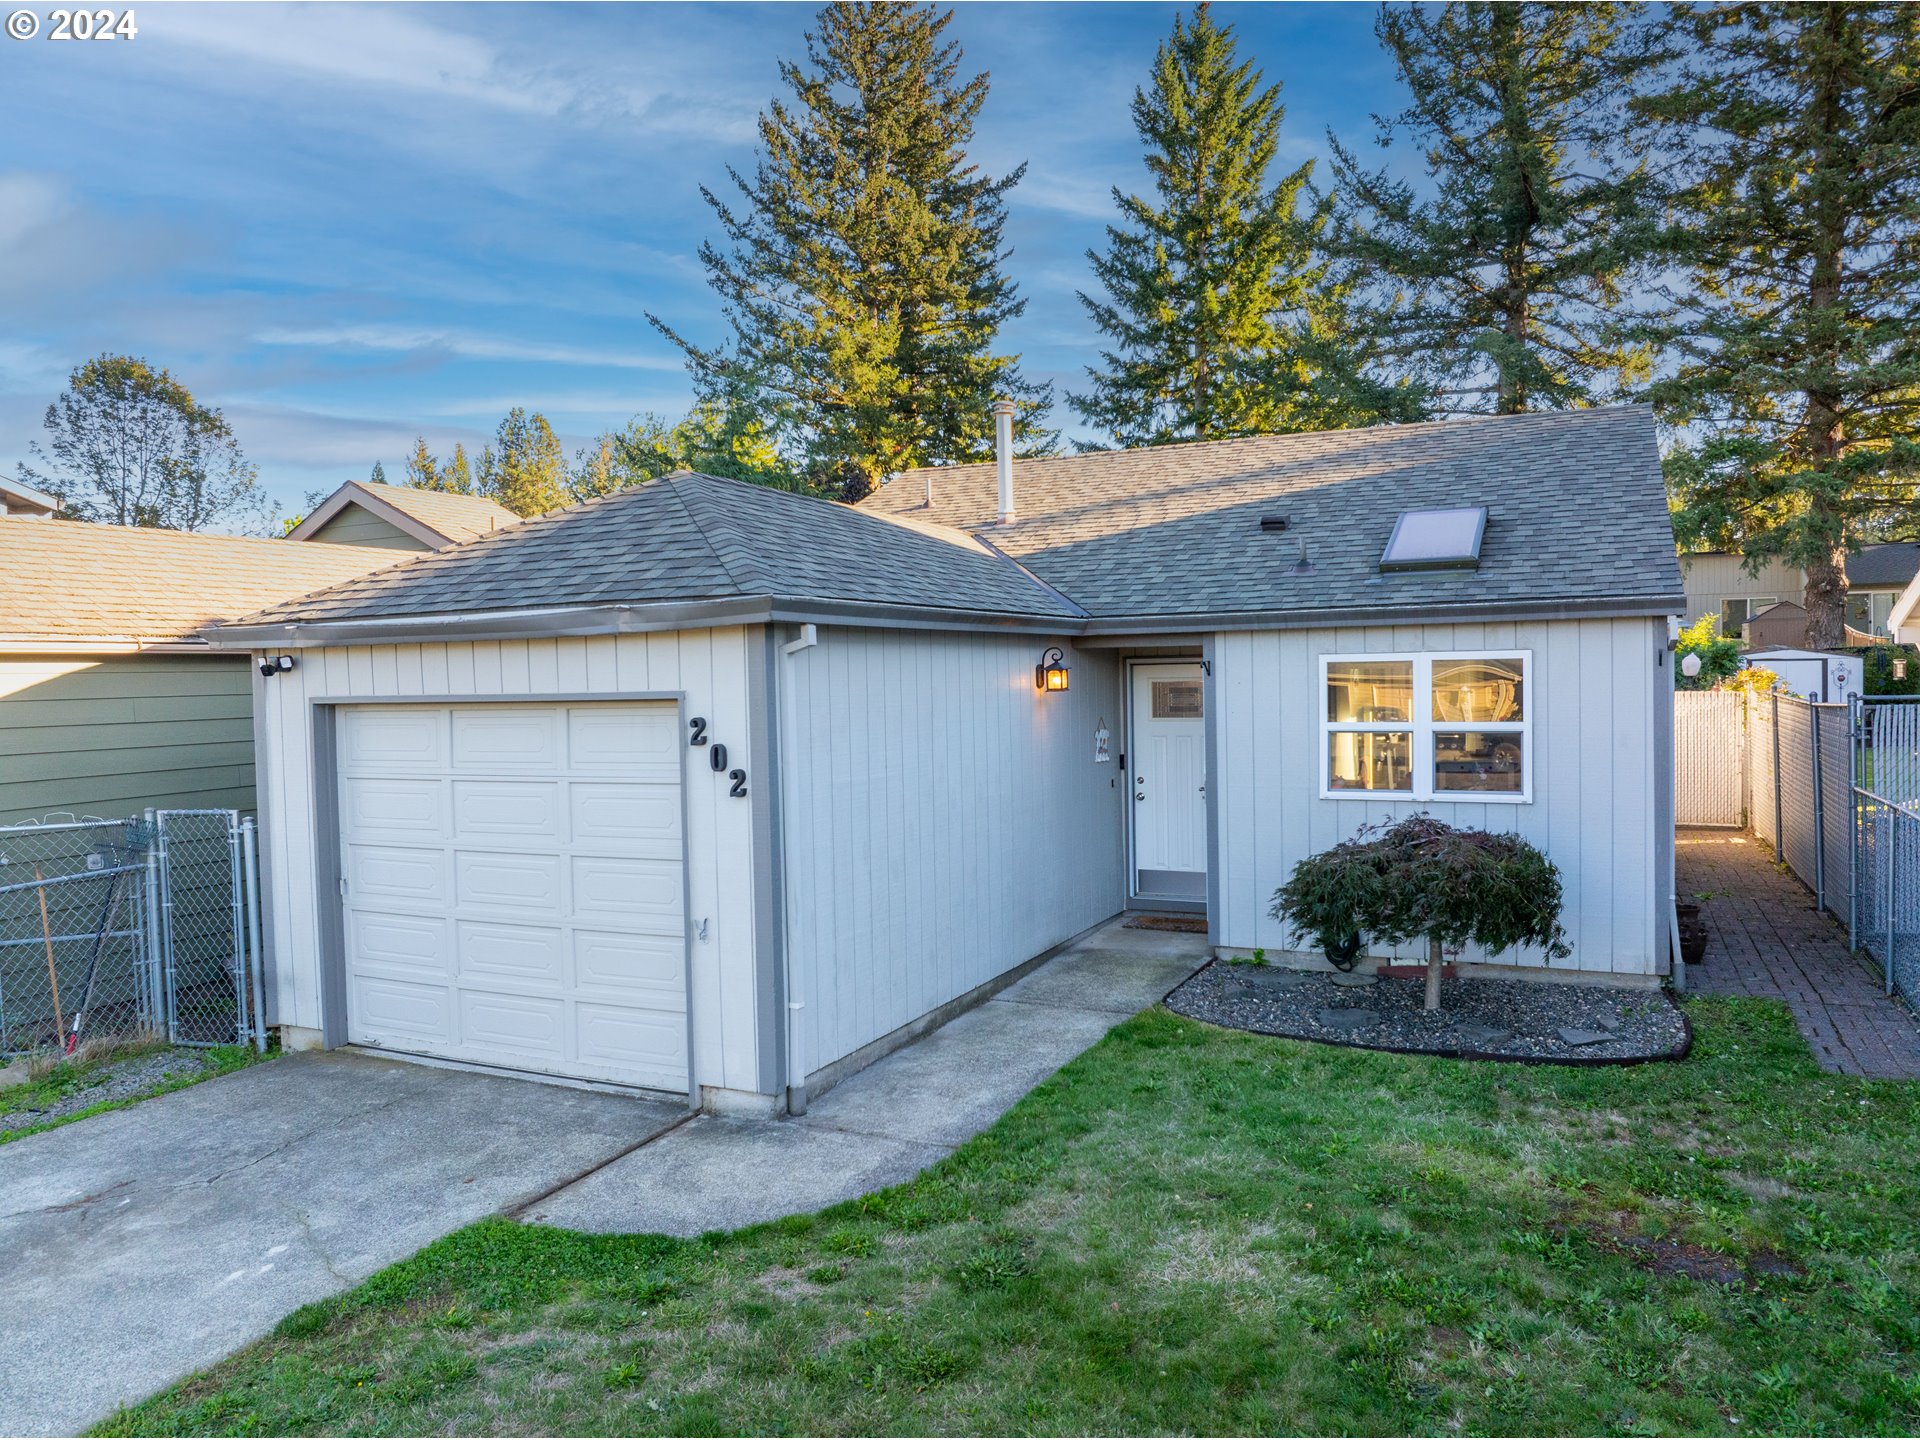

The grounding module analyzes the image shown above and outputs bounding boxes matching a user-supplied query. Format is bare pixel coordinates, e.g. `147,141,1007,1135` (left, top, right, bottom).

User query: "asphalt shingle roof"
864,407,1681,619
350,483,523,545
228,408,1682,633
1847,542,1920,589
239,471,1083,625
0,519,403,642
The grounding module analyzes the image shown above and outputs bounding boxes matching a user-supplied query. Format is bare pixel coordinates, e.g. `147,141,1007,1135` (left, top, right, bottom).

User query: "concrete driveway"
0,1053,683,1437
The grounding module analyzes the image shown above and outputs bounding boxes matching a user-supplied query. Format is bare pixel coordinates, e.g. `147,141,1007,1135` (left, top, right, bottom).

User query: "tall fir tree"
477,408,568,516
652,2,1050,501
1636,3,1920,649
1074,4,1419,447
368,460,386,485
1326,2,1658,415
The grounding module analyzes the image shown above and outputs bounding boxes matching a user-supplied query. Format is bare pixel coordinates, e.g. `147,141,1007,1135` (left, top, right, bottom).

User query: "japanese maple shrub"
1271,814,1571,1009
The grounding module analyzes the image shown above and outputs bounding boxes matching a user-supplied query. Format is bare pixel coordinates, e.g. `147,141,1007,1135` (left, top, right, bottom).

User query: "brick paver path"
1679,828,1920,1078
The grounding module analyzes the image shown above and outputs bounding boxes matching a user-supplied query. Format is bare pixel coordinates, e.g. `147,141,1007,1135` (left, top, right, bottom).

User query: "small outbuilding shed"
217,407,1684,1113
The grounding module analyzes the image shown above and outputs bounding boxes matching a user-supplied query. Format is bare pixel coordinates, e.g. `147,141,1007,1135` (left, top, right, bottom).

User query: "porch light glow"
1036,647,1070,692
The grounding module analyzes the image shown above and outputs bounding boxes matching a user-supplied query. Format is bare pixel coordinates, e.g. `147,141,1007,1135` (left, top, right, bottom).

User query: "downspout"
777,623,818,1113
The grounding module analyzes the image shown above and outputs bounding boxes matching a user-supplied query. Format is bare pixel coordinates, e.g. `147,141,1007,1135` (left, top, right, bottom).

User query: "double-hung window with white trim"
1321,651,1532,802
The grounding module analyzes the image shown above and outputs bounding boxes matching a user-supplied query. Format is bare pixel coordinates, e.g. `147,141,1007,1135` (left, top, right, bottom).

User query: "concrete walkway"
1680,828,1920,1078
0,918,1204,1434
0,1053,682,1437
526,920,1207,1234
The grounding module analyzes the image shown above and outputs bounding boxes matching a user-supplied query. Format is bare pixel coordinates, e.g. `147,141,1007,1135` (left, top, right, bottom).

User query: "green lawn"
105,998,1920,1437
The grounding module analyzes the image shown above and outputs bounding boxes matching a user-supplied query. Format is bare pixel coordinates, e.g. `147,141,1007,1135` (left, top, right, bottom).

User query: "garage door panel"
348,845,449,905
347,910,450,978
456,921,565,987
350,976,452,1045
451,708,561,771
569,782,679,852
569,706,678,777
341,701,687,1092
341,778,444,838
344,709,445,769
452,780,561,839
455,850,563,913
572,855,681,927
574,929,686,1002
458,989,565,1062
575,1003,686,1084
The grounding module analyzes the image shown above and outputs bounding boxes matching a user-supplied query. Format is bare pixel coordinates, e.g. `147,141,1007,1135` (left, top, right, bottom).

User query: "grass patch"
1,1041,268,1145
101,997,1920,1436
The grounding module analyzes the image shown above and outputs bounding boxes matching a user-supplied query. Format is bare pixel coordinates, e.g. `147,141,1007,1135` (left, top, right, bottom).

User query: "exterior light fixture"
1036,646,1070,693
1896,657,1909,681
1680,653,1703,679
259,654,296,678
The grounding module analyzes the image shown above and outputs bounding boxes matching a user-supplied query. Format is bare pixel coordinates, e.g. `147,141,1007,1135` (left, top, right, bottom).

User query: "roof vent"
1260,515,1289,533
1286,538,1315,576
1379,506,1487,573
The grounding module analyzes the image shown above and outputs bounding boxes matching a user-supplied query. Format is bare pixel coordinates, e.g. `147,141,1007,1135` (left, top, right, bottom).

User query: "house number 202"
688,718,746,798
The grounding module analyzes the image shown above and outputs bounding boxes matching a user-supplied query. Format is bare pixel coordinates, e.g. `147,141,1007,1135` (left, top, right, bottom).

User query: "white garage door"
337,702,687,1092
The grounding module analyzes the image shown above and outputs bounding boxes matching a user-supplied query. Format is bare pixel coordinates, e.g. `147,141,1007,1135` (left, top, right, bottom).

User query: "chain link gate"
0,810,265,1058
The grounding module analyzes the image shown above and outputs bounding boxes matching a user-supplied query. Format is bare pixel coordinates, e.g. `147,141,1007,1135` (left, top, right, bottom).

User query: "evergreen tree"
652,2,1050,501
1326,2,1658,415
1637,2,1920,649
368,460,386,485
570,400,798,502
1074,5,1420,447
477,409,568,516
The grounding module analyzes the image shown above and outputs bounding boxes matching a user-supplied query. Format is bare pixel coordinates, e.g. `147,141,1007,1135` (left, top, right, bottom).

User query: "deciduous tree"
18,354,267,532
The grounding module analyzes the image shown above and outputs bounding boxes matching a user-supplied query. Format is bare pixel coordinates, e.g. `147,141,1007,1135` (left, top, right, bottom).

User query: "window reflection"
1326,660,1413,723
1431,658,1523,723
1433,731,1524,793
1328,731,1413,792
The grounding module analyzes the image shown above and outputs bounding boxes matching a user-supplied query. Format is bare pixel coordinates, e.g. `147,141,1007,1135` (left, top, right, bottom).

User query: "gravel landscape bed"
0,1047,218,1133
1166,960,1689,1064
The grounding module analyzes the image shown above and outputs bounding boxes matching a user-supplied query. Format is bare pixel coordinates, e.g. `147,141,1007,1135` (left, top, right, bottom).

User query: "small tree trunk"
1425,936,1443,1012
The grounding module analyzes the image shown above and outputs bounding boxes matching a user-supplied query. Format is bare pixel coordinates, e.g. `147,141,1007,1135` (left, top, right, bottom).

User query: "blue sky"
0,2,1401,524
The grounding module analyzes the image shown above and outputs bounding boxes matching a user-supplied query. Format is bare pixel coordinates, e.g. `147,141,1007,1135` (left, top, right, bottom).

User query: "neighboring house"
1746,600,1811,650
1680,543,1920,641
0,478,59,518
0,520,400,822
219,405,1683,1115
286,480,522,553
1890,566,1920,648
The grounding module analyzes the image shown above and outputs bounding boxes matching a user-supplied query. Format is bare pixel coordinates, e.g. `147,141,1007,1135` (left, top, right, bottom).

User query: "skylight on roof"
1379,506,1487,573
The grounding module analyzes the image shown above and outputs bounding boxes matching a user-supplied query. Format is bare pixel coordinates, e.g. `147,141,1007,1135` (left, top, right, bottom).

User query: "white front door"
1131,663,1208,901
337,701,688,1093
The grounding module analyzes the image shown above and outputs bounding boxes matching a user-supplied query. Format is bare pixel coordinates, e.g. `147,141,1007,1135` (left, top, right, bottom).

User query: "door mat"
1124,915,1209,934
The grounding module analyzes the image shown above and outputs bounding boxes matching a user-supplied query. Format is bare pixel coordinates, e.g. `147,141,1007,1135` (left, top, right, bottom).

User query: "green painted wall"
303,506,428,551
0,653,257,823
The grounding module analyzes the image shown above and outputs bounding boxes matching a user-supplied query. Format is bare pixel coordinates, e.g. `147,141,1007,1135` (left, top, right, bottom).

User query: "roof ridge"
882,404,1652,484
661,472,759,596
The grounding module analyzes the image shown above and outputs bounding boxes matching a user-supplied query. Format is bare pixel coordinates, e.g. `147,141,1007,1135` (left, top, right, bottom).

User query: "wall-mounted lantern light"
1896,657,1909,681
1680,652,1703,680
258,654,296,678
1035,646,1070,693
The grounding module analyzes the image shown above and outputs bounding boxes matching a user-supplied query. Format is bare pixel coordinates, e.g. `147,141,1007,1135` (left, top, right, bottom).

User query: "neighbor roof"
0,519,404,646
218,408,1683,643
0,477,59,516
285,481,522,549
233,471,1084,630
1847,542,1920,589
868,407,1681,620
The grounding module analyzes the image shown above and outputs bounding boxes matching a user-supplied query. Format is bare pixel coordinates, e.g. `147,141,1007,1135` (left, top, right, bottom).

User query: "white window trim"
1320,650,1533,804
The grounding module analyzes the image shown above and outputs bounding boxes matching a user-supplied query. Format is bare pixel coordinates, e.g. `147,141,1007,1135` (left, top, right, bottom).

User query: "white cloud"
253,324,683,372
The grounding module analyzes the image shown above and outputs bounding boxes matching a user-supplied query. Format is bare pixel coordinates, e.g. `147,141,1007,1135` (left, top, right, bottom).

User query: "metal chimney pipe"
992,398,1017,524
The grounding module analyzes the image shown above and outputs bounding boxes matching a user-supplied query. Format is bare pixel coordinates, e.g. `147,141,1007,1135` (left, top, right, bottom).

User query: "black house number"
729,769,748,798
709,742,728,772
690,722,746,796
688,717,708,745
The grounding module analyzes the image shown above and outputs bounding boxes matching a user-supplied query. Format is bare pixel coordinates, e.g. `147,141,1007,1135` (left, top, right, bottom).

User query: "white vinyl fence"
1676,690,1920,1005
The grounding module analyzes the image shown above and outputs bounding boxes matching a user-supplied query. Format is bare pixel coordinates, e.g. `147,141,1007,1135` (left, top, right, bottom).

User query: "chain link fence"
1854,698,1920,1006
0,810,264,1058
